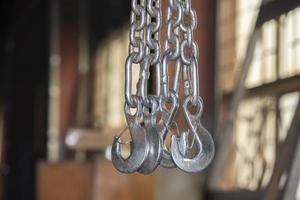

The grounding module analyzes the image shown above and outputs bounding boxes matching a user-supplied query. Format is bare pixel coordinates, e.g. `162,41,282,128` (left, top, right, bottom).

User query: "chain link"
125,0,203,138
125,0,147,108
180,0,199,105
161,0,183,100
139,0,162,108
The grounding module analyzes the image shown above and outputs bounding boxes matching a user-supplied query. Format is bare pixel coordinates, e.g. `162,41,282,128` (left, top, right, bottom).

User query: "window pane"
279,92,300,141
263,20,277,51
294,8,300,39
246,38,262,87
235,97,276,189
296,45,300,71
264,54,276,82
94,29,129,128
279,12,299,78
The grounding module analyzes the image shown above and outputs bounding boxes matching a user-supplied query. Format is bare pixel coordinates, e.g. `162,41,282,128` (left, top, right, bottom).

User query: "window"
217,0,300,191
94,27,129,129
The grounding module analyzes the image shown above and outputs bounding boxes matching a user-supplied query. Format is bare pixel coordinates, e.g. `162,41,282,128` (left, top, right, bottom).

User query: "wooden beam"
246,75,300,97
223,75,300,99
257,0,300,27
64,128,127,151
265,100,300,200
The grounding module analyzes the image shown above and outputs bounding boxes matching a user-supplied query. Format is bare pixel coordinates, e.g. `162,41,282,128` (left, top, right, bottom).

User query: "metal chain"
112,0,214,174
161,0,202,151
125,0,147,108
180,0,199,105
139,0,162,108
161,0,183,100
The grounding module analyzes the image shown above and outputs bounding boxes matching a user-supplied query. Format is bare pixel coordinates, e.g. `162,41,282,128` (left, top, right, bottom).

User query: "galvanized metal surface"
111,0,214,174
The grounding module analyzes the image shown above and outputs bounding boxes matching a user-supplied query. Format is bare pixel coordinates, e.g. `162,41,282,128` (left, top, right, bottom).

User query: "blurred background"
0,0,300,199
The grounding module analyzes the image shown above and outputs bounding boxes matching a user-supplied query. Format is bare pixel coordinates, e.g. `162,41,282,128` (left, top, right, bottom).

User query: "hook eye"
124,96,143,124
158,91,178,140
160,91,179,123
182,96,203,127
143,96,159,119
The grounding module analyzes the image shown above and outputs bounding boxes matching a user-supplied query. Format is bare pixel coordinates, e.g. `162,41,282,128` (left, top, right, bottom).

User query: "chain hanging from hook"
111,0,215,174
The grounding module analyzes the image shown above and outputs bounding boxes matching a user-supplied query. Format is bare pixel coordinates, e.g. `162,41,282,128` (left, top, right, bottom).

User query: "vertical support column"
48,0,61,161
59,0,79,138
75,0,92,128
47,0,80,161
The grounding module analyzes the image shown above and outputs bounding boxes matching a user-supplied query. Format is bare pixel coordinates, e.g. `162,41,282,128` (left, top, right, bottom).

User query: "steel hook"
170,96,215,173
111,99,149,173
157,91,188,168
138,98,163,174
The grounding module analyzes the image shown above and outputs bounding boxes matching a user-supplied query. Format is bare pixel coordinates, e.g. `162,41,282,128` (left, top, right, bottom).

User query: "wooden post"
47,0,80,161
